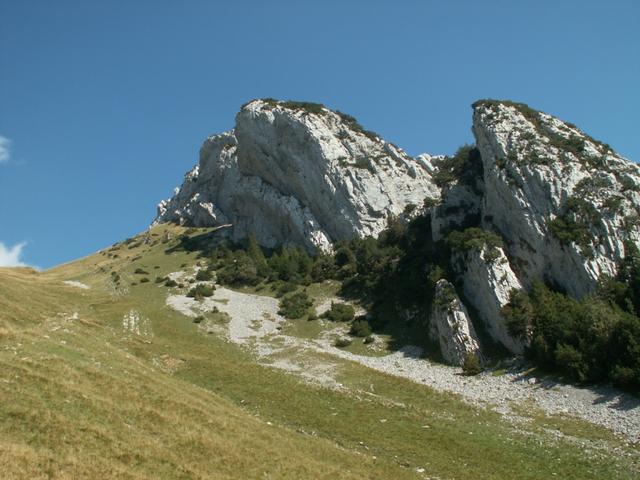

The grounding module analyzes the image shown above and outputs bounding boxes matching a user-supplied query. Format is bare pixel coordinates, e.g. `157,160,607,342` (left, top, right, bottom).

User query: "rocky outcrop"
155,99,440,251
473,100,640,297
155,97,640,362
429,279,481,366
451,246,525,353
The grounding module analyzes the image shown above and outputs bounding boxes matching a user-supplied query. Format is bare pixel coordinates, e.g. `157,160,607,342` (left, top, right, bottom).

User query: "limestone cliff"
473,100,640,298
155,98,640,361
155,99,440,251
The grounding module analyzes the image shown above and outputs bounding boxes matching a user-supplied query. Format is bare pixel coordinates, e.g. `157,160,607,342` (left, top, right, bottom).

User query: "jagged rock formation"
155,98,640,361
425,101,640,355
473,100,640,298
451,246,524,353
155,99,440,251
429,279,481,366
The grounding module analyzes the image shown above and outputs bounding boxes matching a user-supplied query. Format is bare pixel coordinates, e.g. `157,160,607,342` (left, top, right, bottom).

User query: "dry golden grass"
0,263,408,479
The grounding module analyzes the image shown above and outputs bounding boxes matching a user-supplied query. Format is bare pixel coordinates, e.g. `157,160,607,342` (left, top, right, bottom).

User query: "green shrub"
353,157,375,172
363,336,375,344
548,196,601,257
155,276,168,283
510,281,640,388
334,338,352,348
555,343,586,382
187,284,215,300
501,289,533,339
462,353,483,375
335,110,381,141
193,315,205,324
195,269,214,281
164,279,178,288
278,291,314,319
139,277,150,284
280,100,326,115
273,281,298,298
217,251,260,286
446,228,503,262
134,268,149,275
349,318,372,337
322,302,356,322
432,145,482,188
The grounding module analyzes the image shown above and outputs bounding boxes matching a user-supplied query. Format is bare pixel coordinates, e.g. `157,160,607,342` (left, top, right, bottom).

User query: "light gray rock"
429,279,481,366
473,100,640,297
452,246,525,353
154,99,440,251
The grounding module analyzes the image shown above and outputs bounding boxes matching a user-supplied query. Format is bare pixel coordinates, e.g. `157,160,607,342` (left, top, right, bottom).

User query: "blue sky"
1,0,638,268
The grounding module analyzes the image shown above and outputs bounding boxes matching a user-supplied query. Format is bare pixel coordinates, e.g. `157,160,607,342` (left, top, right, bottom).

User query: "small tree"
322,302,355,322
462,353,482,376
349,318,372,337
187,284,215,300
278,291,314,319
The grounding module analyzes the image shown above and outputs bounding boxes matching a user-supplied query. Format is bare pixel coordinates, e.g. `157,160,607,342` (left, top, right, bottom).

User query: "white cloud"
0,241,27,267
0,135,10,163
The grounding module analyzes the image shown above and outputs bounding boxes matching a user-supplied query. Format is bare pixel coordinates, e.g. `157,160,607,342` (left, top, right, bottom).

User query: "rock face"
429,279,481,366
428,100,639,354
155,97,640,361
473,100,640,298
451,246,525,353
155,99,440,252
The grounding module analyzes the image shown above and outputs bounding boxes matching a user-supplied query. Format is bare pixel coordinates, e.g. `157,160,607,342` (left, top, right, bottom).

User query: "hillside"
1,224,639,479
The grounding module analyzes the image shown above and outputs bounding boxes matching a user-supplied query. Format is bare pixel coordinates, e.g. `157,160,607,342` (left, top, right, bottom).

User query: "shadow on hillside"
507,368,640,411
164,227,230,257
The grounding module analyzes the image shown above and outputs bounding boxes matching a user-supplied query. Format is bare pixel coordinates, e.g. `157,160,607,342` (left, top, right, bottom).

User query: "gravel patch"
166,285,640,443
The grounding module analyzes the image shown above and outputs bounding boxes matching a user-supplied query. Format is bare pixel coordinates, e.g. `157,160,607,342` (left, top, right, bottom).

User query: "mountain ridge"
154,98,640,366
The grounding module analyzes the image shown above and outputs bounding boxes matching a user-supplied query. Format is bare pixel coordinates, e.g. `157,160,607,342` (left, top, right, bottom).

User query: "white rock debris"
63,280,90,290
165,285,640,443
122,309,151,336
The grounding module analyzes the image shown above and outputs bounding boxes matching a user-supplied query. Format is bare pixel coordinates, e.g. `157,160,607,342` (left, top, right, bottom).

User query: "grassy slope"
1,224,638,479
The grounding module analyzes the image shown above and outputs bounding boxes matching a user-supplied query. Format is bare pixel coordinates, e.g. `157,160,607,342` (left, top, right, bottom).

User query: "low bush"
139,277,150,283
134,268,149,275
446,227,503,262
164,279,178,288
334,338,352,348
187,284,215,300
273,281,298,298
349,318,372,337
322,302,356,322
462,353,483,376
278,291,314,319
195,269,214,281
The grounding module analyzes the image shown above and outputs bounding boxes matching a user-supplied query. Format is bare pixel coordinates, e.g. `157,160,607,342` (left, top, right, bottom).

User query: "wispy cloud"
0,241,27,267
0,136,10,163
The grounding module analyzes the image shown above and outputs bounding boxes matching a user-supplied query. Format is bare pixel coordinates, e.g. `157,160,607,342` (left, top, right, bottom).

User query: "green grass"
1,224,638,479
